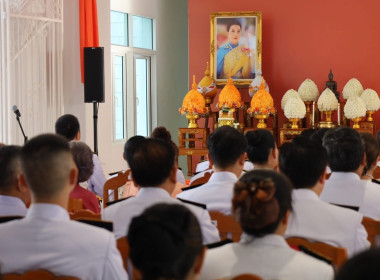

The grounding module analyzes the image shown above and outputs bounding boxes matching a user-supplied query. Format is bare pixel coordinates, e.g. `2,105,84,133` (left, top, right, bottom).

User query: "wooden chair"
189,171,212,187
103,170,131,207
67,198,83,213
117,237,129,271
209,211,242,242
362,216,380,246
2,270,79,279
69,209,101,220
286,237,347,271
373,166,380,179
231,274,264,280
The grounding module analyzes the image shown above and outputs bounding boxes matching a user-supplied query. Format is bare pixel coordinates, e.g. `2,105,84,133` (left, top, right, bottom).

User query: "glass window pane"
135,58,149,136
132,16,153,49
111,11,128,46
113,55,125,140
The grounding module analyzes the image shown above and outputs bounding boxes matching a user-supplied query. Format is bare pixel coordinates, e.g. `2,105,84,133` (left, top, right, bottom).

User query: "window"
111,12,155,141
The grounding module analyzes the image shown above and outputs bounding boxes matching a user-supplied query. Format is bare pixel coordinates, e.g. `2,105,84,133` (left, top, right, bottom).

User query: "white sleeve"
103,235,129,280
88,154,107,198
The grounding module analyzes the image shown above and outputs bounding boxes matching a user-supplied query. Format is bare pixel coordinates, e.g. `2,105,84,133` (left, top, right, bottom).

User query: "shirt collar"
208,171,238,184
137,187,171,198
0,195,27,208
329,172,361,181
241,234,289,248
26,203,70,221
292,189,319,201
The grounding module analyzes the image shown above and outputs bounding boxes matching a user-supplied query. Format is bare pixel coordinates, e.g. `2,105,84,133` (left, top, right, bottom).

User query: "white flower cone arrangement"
360,89,380,121
281,89,301,110
317,88,339,127
298,79,319,102
344,96,366,128
343,78,363,100
284,97,306,129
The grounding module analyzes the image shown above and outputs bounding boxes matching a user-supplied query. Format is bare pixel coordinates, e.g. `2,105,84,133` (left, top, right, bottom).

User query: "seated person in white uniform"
360,133,379,182
335,248,380,280
0,134,127,280
280,136,370,257
55,114,106,197
200,170,334,280
128,203,205,280
320,127,380,220
102,138,220,244
0,145,30,216
177,126,247,215
246,129,278,170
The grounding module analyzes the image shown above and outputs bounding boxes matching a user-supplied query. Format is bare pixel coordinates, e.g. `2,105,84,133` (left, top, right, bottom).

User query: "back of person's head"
232,169,292,237
323,127,364,172
21,134,76,200
360,132,379,175
55,114,80,141
279,136,328,189
300,128,316,138
376,129,380,148
311,128,330,146
151,126,179,162
128,203,203,280
0,145,22,193
69,141,94,183
245,129,275,164
335,248,380,280
124,135,146,166
207,126,247,168
128,138,175,187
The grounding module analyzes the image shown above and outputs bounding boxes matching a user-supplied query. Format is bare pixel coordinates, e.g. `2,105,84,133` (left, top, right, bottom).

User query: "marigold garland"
247,79,276,115
217,75,242,109
179,75,206,115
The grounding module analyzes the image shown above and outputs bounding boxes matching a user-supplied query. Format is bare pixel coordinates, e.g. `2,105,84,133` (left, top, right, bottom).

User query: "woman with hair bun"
128,203,205,280
200,170,334,280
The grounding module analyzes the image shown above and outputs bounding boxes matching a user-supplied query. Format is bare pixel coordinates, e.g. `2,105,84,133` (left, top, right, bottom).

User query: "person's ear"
361,153,367,167
239,152,246,166
169,164,177,183
208,153,214,169
69,167,78,188
74,131,81,140
281,210,290,226
319,167,327,185
18,173,29,193
193,247,206,275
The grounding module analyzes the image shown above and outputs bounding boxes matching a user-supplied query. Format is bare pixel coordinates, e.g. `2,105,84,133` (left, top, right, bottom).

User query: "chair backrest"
286,237,347,271
67,198,83,213
209,211,242,242
189,171,212,187
362,216,380,246
231,274,264,280
117,237,129,271
373,166,380,179
69,209,101,220
2,270,80,279
103,170,131,208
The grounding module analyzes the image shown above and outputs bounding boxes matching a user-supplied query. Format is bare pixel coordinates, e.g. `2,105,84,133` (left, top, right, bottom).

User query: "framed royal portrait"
210,12,262,86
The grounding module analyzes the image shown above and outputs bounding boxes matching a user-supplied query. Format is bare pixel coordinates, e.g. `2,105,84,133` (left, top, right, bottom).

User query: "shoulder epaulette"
193,168,212,176
298,245,332,265
181,183,205,192
177,198,207,209
106,196,134,207
331,203,359,212
206,239,233,249
372,179,380,185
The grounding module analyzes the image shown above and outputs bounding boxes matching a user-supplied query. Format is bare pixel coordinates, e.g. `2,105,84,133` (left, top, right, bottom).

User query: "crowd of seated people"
3,113,380,279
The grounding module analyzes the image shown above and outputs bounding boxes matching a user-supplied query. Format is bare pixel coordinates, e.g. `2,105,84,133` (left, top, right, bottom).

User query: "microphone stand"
16,115,28,143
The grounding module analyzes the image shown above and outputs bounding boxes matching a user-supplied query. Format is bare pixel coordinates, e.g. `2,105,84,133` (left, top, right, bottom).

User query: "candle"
337,103,340,125
312,101,315,127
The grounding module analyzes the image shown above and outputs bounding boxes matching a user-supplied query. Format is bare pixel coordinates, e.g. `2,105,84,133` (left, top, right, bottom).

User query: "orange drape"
79,0,99,83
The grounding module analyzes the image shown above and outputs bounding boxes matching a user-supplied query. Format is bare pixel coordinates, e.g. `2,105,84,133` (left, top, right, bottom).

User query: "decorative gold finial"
259,77,266,90
227,73,233,85
204,62,210,76
192,75,197,90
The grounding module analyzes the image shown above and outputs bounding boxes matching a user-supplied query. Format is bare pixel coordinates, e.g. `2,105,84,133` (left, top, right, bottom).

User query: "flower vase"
351,117,362,129
254,114,269,128
289,118,300,129
367,110,375,122
325,110,333,123
186,114,199,128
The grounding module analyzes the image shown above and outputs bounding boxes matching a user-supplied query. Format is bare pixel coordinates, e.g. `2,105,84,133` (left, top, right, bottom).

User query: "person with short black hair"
128,203,205,280
335,248,380,280
69,141,100,213
280,136,369,257
103,138,220,244
246,129,278,170
360,133,379,181
0,134,127,279
321,127,380,220
55,114,106,198
200,170,333,280
0,145,30,216
177,126,247,215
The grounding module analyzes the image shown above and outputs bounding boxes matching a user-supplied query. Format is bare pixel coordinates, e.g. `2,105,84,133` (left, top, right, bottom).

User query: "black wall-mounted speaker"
84,47,105,103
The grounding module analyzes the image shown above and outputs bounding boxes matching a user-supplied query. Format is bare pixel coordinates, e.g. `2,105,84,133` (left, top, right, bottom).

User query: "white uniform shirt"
286,189,370,257
200,234,334,280
0,203,127,280
103,187,220,244
87,154,107,198
177,171,238,215
321,172,380,220
0,195,27,216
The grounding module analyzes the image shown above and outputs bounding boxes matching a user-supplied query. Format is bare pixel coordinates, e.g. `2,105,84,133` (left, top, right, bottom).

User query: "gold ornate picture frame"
210,12,262,86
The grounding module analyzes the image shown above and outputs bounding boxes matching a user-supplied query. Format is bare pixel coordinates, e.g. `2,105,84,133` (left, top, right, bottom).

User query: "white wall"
63,0,189,175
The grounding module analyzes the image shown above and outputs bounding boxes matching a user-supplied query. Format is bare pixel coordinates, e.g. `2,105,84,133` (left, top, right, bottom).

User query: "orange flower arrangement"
247,79,276,115
179,75,206,115
217,75,242,109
